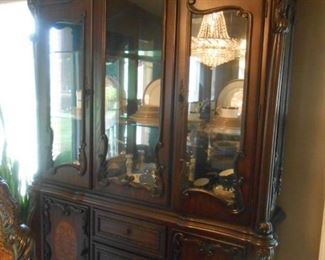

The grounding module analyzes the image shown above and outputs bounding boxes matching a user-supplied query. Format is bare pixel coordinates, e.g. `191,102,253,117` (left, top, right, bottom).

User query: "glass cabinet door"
46,18,89,185
95,0,175,205
184,10,248,212
104,0,163,187
49,23,83,168
36,0,92,187
174,1,256,220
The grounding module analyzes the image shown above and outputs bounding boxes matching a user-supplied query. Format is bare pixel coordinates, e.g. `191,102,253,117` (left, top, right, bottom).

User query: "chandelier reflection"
191,12,241,68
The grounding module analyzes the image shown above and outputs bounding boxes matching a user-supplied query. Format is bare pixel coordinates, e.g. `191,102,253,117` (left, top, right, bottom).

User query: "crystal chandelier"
191,12,240,68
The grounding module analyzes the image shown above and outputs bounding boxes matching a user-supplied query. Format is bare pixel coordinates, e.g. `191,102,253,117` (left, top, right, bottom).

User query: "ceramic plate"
143,79,161,106
217,80,244,114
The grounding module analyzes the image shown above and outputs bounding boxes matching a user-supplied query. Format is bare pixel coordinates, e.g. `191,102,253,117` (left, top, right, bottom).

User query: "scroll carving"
0,178,34,259
172,232,242,259
188,0,196,6
182,153,245,214
255,224,277,259
182,183,244,214
255,246,275,260
274,0,293,33
257,222,273,235
172,233,184,260
49,141,88,176
187,0,250,19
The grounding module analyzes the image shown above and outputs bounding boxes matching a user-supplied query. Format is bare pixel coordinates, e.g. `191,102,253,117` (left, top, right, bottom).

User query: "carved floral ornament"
172,232,242,258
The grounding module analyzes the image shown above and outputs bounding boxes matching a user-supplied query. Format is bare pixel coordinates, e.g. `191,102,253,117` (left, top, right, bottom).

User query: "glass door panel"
183,10,248,213
103,0,163,195
49,23,83,168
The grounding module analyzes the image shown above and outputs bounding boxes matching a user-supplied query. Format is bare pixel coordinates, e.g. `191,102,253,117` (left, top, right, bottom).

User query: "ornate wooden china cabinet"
28,0,295,259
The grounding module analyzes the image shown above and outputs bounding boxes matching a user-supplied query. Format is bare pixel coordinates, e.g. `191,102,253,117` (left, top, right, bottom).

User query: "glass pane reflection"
104,0,163,187
185,10,247,203
49,24,82,166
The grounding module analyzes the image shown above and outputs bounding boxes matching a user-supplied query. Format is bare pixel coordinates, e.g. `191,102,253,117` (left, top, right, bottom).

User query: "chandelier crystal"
191,12,240,68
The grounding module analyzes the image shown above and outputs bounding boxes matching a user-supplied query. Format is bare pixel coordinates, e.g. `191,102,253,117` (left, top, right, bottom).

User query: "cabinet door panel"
36,0,92,187
42,196,89,260
93,0,176,206
173,0,264,223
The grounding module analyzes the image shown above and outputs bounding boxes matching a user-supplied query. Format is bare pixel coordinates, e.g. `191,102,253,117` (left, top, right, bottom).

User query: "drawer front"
93,209,166,258
93,243,148,260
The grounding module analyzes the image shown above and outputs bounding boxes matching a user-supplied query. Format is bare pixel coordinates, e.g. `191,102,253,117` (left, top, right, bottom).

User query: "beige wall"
276,0,325,259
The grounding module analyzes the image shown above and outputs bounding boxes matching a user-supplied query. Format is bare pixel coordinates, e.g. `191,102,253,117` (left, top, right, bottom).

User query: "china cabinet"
29,0,295,258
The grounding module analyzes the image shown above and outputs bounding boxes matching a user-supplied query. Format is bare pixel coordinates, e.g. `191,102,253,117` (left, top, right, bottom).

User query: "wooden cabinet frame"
28,0,295,258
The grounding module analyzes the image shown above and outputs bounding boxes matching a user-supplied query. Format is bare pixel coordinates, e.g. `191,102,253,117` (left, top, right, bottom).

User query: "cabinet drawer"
93,210,166,258
93,243,148,260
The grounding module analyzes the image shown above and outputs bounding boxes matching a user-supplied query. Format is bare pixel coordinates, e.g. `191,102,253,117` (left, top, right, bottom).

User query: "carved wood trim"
257,221,273,236
255,246,275,260
182,153,245,213
256,0,295,233
273,0,293,34
187,0,249,15
270,0,295,208
272,2,294,205
172,232,243,259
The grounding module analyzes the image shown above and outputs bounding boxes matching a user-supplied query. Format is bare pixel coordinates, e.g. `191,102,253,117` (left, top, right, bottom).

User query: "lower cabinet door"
171,232,246,260
42,196,89,260
92,243,149,260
